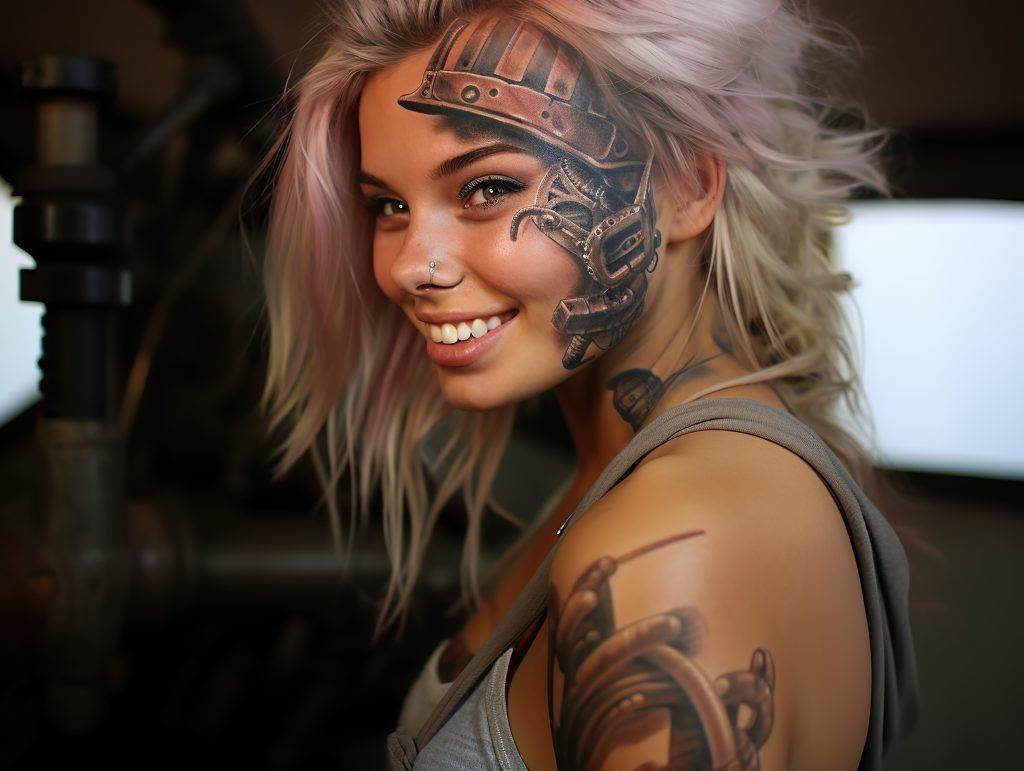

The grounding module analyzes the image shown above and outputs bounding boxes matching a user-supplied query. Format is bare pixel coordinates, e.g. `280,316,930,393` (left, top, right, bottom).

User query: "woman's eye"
360,195,408,221
460,176,526,210
370,198,408,218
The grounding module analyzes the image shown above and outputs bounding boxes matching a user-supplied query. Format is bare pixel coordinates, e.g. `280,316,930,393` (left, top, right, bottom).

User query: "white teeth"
428,314,510,345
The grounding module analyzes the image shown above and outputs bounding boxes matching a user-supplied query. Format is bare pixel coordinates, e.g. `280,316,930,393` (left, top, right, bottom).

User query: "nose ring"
428,259,437,281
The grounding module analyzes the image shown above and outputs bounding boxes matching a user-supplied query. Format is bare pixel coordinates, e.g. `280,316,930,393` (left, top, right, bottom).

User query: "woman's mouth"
424,309,518,367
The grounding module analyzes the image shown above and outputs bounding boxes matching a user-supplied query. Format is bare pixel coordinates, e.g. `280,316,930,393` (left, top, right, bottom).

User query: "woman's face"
357,45,596,411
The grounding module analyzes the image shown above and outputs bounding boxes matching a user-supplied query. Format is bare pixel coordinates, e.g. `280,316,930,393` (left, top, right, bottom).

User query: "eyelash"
363,175,526,219
457,175,526,207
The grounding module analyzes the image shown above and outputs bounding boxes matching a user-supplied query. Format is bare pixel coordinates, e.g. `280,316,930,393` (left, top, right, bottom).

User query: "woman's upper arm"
544,446,871,771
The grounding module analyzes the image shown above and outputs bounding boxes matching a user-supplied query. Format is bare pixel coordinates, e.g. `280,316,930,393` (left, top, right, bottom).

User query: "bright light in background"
0,178,42,426
836,199,1024,479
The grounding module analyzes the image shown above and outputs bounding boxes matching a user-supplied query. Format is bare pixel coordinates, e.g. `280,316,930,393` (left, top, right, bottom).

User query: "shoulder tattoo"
548,530,776,769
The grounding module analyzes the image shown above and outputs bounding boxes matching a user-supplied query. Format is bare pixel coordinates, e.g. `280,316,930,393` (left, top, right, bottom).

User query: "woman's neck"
552,252,744,484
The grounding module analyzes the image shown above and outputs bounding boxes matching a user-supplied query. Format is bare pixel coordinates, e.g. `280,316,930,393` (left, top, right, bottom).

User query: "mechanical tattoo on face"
397,15,662,369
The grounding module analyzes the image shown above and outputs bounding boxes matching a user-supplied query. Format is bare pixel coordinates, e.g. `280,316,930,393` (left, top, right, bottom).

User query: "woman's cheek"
486,224,579,311
371,241,402,303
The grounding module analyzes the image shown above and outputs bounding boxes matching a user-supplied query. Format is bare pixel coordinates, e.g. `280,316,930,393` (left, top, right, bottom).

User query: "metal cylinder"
13,54,129,735
37,98,98,166
34,419,128,734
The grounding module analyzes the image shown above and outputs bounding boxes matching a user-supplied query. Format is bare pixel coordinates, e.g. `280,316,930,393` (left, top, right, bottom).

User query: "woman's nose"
389,226,464,295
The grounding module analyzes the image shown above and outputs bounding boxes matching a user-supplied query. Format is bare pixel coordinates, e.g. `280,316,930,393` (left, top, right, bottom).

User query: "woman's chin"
437,372,546,412
437,382,512,412
433,345,566,411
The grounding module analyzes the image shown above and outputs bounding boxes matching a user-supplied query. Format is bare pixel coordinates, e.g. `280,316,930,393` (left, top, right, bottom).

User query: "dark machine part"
14,55,129,419
3,45,409,742
12,55,131,734
124,500,400,616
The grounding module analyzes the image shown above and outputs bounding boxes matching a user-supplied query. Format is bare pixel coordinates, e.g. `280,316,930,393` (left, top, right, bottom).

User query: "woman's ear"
658,152,727,246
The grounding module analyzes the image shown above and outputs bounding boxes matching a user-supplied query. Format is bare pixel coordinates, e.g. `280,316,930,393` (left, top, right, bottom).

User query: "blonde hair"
250,0,891,640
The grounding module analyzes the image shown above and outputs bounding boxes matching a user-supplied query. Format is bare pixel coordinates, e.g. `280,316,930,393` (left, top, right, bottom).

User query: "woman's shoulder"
549,415,861,624
558,407,849,568
547,412,873,769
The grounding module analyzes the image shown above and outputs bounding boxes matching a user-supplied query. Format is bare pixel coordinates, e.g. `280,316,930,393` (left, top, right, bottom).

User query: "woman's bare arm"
545,431,872,770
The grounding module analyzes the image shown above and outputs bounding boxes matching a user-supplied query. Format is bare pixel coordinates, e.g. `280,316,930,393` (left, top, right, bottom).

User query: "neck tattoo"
606,352,722,432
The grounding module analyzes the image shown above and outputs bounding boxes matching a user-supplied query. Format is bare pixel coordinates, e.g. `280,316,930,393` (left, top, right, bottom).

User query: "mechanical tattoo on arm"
548,530,776,770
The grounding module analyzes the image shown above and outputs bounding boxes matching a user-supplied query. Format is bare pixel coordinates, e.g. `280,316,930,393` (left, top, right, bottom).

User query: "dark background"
0,1,1021,768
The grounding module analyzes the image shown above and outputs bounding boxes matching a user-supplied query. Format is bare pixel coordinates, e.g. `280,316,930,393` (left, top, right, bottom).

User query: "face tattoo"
396,16,663,382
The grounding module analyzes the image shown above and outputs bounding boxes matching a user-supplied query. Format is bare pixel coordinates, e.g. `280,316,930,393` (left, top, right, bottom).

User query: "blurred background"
0,0,1020,768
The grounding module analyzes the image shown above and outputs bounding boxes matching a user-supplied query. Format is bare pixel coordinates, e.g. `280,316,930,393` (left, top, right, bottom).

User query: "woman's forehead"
358,47,555,173
358,46,433,131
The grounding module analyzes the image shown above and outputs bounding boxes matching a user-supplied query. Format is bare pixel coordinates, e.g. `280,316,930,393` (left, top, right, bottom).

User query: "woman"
254,1,918,769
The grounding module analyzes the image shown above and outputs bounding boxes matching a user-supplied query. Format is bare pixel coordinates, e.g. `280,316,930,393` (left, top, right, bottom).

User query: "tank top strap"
405,396,812,755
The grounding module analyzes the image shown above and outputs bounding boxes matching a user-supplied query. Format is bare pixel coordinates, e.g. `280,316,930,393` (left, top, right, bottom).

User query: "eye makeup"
359,172,528,220
457,174,527,209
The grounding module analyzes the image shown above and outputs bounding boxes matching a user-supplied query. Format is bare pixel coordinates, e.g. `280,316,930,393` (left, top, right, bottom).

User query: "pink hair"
249,0,892,640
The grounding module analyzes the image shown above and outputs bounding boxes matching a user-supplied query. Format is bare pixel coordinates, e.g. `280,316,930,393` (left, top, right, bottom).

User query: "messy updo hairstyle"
249,0,892,639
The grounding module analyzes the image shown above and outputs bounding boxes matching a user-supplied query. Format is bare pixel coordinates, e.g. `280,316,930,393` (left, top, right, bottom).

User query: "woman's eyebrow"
428,142,528,180
356,170,391,190
357,141,530,191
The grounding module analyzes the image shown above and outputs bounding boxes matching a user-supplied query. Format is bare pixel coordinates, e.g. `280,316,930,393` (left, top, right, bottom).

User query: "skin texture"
436,633,473,684
357,16,872,770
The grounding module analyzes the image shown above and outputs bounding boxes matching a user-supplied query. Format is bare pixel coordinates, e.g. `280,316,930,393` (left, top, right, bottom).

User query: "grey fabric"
395,638,453,738
386,396,919,769
410,648,527,771
393,477,576,738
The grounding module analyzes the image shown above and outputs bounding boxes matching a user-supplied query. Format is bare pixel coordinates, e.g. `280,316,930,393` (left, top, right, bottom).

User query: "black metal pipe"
12,55,131,735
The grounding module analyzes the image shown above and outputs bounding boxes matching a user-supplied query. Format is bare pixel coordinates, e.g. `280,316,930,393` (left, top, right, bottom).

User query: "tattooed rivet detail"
460,85,480,102
488,88,498,97
541,110,550,118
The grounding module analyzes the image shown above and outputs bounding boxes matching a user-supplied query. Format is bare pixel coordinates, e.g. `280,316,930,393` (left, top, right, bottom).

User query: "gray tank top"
386,397,920,770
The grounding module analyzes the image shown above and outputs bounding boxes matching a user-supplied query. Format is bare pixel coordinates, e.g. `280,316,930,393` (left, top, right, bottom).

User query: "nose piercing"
428,259,437,281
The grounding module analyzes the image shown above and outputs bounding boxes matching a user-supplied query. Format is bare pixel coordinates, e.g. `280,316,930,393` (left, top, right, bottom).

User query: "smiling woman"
357,46,653,407
247,1,918,769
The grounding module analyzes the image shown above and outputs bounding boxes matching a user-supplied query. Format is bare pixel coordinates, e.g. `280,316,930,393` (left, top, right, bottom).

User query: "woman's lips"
425,311,517,368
